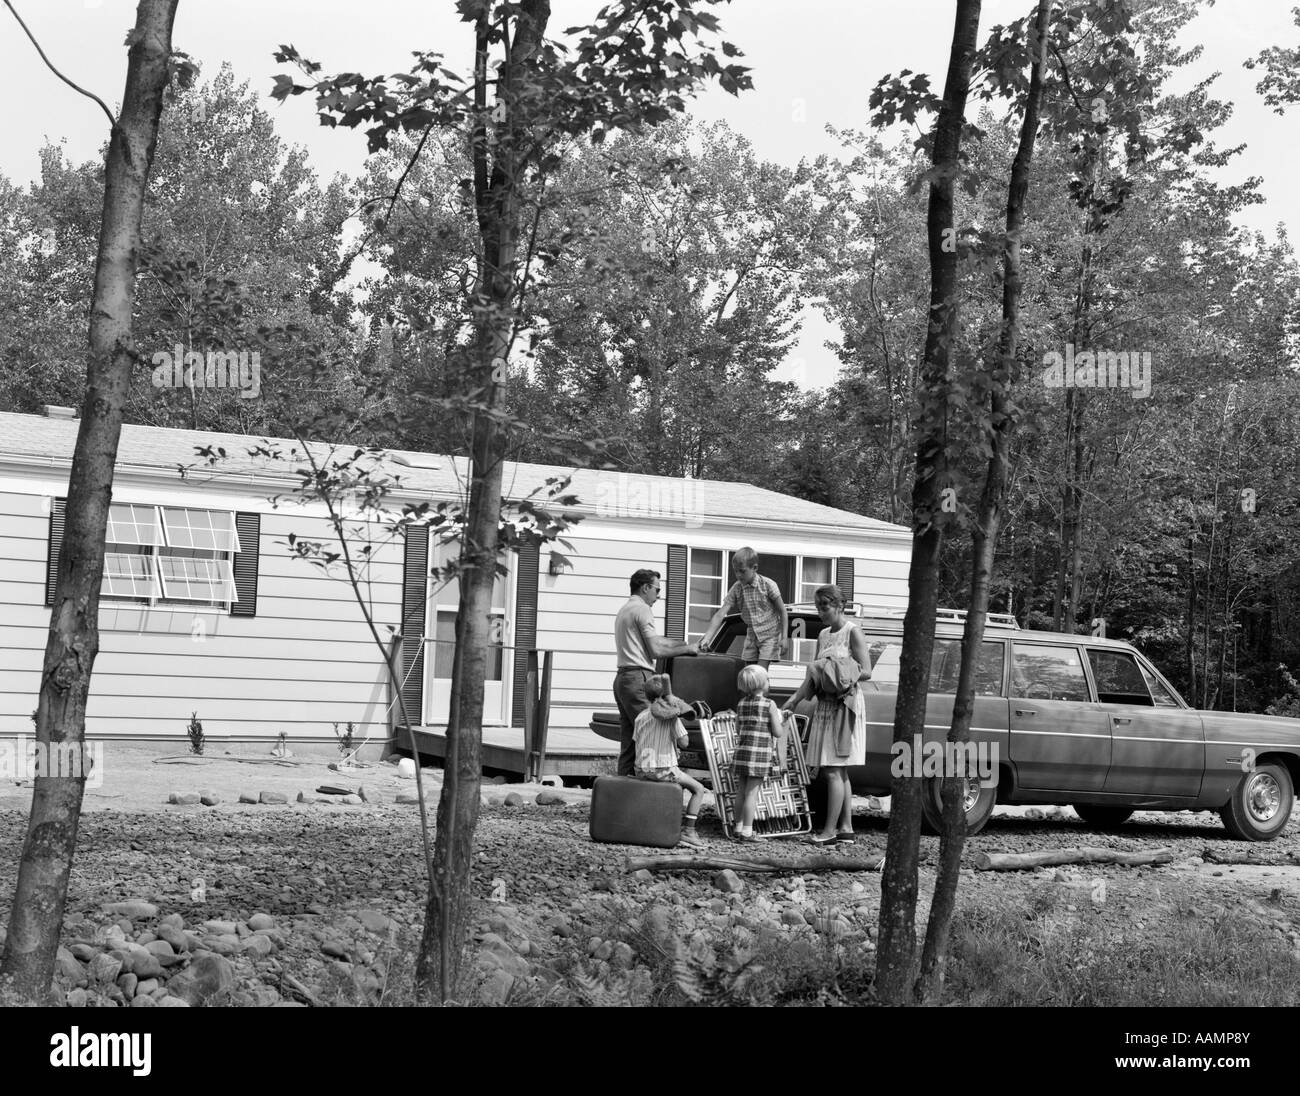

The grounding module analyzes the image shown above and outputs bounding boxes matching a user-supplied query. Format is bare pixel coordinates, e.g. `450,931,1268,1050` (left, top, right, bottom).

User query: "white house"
0,409,911,770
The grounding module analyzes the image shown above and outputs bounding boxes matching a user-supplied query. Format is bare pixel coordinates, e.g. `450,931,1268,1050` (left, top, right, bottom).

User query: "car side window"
929,639,1005,696
1011,643,1090,702
1136,660,1181,708
1086,648,1154,706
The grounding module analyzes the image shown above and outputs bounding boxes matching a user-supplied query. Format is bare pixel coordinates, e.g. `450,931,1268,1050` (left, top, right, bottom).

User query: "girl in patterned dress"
782,584,870,845
731,665,786,842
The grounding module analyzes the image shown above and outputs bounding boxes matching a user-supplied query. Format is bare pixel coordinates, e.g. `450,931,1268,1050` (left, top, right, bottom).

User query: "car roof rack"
786,601,867,616
856,606,1020,629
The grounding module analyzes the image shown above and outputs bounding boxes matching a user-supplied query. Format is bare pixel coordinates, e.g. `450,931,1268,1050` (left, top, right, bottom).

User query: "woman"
782,584,870,845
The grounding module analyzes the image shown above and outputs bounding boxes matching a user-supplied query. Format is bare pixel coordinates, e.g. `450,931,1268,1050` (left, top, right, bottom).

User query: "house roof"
0,411,906,536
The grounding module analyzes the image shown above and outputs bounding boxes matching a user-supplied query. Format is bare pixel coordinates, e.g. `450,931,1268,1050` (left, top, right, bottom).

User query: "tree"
1,0,182,1000
273,0,751,1002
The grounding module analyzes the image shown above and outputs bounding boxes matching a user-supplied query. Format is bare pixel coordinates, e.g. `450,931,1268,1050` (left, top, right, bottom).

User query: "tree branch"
4,0,117,129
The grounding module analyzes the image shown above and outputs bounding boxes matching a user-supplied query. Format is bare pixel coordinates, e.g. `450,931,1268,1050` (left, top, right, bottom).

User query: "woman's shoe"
808,832,837,846
836,830,856,844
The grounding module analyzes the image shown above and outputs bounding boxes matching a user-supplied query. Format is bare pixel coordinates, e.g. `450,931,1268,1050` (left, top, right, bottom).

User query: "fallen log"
1200,847,1295,866
970,846,1177,872
626,853,885,874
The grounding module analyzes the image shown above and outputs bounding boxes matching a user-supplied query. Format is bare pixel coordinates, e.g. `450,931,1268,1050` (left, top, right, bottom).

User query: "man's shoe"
679,833,705,848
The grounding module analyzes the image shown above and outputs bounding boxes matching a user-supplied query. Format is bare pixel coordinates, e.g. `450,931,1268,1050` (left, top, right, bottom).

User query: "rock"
504,792,525,807
1025,808,1046,820
780,907,806,927
117,972,138,998
167,792,201,805
145,939,175,959
397,758,416,779
104,900,158,920
115,917,134,935
135,978,159,996
70,943,98,962
713,869,744,895
89,953,122,984
66,988,90,1008
536,790,566,806
135,930,157,945
259,791,288,805
55,947,87,988
133,954,162,979
633,869,654,882
238,791,258,804
203,919,238,936
592,940,614,961
157,996,190,1007
478,968,515,1005
341,794,363,805
611,942,635,969
155,925,189,952
159,913,184,930
321,940,350,961
358,785,371,803
178,955,234,1005
358,910,395,936
866,797,883,811
395,793,420,805
130,995,156,1008
248,913,276,931
242,934,274,959
492,775,508,785
200,793,221,807
296,791,309,803
207,935,243,956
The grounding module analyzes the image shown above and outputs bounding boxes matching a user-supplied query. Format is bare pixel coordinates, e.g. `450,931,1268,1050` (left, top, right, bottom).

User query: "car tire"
919,775,996,837
1219,761,1294,841
1073,804,1133,830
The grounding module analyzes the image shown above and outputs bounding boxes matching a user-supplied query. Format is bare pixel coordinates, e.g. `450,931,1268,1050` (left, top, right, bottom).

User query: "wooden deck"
396,723,619,778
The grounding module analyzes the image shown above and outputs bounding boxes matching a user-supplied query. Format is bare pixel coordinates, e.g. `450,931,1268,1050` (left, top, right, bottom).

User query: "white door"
424,544,510,726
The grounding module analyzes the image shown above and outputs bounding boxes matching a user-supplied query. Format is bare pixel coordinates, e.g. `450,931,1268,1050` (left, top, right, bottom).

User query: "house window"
99,504,239,607
430,548,506,681
799,556,833,603
686,548,725,643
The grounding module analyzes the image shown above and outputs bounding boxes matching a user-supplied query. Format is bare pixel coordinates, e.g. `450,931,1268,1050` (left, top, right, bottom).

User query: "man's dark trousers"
613,667,652,776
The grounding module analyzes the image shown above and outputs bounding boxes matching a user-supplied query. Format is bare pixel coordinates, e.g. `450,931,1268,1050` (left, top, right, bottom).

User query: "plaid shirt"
724,575,784,649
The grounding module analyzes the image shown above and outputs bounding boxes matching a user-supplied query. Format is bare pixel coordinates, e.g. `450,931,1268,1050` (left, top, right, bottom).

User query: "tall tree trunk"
874,0,981,1007
415,0,550,1003
0,0,179,1000
915,0,1050,1004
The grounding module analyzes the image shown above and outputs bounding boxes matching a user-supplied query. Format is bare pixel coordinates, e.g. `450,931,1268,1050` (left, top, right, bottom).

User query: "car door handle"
1112,717,1132,725
1014,709,1037,717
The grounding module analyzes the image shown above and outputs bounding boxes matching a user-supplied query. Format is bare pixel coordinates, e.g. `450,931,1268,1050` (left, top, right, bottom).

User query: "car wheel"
1073,804,1133,830
920,774,996,837
1220,761,1294,841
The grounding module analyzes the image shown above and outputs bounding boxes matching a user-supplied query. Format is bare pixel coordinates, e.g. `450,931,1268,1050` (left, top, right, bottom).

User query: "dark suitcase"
589,775,682,848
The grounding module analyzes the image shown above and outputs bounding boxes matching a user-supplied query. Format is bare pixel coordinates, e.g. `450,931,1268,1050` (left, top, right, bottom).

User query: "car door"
1090,647,1205,798
922,637,1010,779
1009,641,1111,791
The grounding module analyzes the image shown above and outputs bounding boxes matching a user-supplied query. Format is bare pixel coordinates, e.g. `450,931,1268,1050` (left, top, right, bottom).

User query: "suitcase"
589,775,682,848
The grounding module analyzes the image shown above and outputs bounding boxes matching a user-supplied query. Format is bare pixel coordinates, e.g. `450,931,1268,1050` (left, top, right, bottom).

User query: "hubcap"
1245,772,1282,823
961,778,981,814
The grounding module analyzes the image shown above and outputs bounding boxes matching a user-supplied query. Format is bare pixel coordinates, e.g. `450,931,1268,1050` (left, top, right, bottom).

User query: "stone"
478,968,515,1005
159,913,184,930
341,794,363,805
395,793,420,805
780,907,806,927
536,790,566,806
296,791,309,803
55,947,87,988
204,935,242,957
358,910,394,936
242,934,274,959
492,775,508,785
157,996,190,1007
248,913,276,931
155,925,189,952
713,869,744,895
504,792,525,807
136,978,159,996
167,792,200,805
117,972,138,998
358,785,371,803
633,869,653,882
203,919,238,935
89,953,122,985
133,954,162,979
116,917,135,935
259,791,288,805
66,988,90,1008
183,955,235,1004
592,939,614,961
104,900,158,921
321,940,350,961
145,939,175,959
200,793,221,807
131,995,157,1008
611,942,635,969
239,791,259,804
1025,807,1046,820
135,930,157,945
70,943,98,962
397,758,416,779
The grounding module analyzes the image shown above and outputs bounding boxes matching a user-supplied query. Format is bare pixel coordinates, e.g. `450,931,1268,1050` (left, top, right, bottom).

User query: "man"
613,568,698,777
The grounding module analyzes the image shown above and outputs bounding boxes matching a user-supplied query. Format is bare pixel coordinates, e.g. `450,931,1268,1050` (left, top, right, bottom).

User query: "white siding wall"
0,486,403,745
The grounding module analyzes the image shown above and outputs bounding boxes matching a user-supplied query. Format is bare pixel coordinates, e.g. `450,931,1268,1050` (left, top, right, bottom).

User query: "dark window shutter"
229,512,261,616
45,498,67,607
665,544,687,640
511,542,541,727
836,557,855,604
399,525,429,727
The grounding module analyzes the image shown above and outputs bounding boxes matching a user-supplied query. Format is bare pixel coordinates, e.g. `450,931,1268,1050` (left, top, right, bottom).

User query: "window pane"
1138,662,1180,708
434,550,505,609
930,639,1005,696
758,555,794,602
692,549,722,578
1012,644,1090,702
102,551,160,599
688,575,721,608
161,508,240,552
157,554,236,602
1087,649,1153,705
432,611,502,680
688,606,713,640
106,503,163,546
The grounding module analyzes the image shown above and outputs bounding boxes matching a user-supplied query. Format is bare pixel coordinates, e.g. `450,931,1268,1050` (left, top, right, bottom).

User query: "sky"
2,0,1297,389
